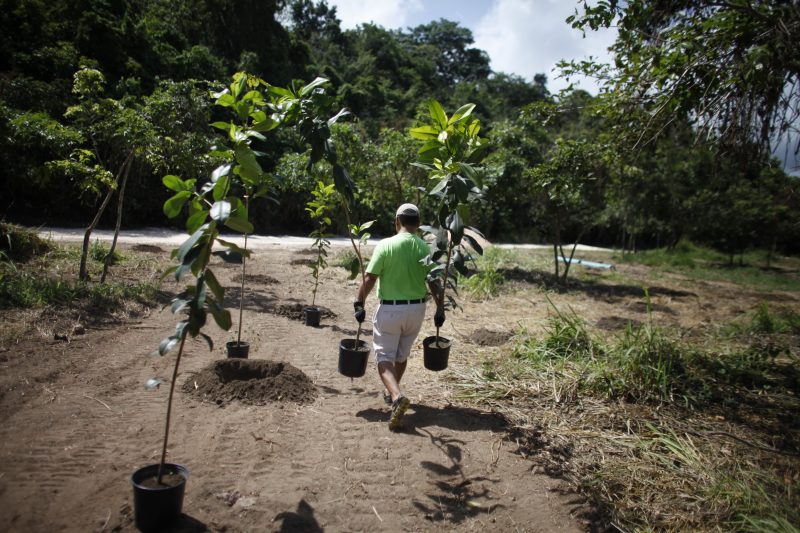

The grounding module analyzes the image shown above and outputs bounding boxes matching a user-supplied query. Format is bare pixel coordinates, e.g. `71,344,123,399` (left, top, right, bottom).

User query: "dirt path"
0,244,586,532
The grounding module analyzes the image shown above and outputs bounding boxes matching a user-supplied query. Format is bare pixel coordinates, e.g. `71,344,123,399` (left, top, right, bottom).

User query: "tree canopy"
0,0,797,259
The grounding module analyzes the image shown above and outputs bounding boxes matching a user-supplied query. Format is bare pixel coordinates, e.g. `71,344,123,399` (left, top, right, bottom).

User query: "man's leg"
378,361,402,402
395,360,407,386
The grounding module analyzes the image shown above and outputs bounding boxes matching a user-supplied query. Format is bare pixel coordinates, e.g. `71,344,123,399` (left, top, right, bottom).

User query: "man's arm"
356,273,379,303
427,278,444,308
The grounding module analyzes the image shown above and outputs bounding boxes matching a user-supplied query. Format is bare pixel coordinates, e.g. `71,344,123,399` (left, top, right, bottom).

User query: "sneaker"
388,395,410,431
382,390,392,405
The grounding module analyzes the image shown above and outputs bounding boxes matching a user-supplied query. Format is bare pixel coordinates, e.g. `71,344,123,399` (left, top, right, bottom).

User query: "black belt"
380,299,425,305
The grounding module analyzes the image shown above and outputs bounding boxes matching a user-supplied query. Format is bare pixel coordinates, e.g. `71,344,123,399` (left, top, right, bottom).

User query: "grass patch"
89,238,123,264
0,239,161,310
449,298,800,531
0,268,156,309
727,302,800,336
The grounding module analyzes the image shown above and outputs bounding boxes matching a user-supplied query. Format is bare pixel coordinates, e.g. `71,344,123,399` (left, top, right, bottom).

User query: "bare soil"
0,242,597,532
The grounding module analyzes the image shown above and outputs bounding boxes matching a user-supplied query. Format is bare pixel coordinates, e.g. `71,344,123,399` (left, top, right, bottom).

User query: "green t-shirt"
366,232,430,300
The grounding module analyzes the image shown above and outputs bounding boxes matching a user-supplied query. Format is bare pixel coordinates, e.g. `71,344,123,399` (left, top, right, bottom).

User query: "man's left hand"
434,307,445,328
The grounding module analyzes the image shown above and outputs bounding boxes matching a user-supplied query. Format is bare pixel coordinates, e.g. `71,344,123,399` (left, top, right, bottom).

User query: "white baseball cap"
395,203,419,217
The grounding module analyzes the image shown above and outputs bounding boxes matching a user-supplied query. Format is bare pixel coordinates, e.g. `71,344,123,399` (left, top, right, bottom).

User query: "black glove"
353,301,366,323
434,307,445,328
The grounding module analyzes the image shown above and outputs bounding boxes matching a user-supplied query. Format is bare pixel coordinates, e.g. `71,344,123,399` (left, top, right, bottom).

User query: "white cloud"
325,0,424,30
474,0,617,94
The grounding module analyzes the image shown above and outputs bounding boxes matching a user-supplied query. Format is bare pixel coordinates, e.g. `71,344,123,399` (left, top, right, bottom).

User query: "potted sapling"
131,72,275,530
132,149,253,532
338,217,374,377
206,73,276,358
409,100,489,371
303,180,336,327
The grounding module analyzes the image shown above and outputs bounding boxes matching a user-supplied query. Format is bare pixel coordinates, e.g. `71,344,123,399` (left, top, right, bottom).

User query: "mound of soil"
273,303,337,321
131,244,164,253
183,359,317,405
467,328,514,347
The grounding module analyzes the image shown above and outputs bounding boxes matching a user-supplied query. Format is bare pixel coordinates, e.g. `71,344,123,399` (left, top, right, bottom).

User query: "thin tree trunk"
79,149,135,281
157,329,188,484
342,201,366,345
101,150,135,283
237,196,250,345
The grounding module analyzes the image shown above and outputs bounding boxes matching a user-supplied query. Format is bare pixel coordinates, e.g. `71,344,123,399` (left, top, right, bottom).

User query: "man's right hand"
353,301,366,323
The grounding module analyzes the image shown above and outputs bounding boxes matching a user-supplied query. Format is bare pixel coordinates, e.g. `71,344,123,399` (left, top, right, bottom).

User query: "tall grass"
513,299,688,403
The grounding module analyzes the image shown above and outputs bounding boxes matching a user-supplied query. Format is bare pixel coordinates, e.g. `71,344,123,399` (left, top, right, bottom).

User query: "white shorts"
372,302,426,364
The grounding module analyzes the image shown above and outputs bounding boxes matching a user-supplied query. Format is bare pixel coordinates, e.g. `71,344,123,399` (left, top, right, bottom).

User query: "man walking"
354,203,445,430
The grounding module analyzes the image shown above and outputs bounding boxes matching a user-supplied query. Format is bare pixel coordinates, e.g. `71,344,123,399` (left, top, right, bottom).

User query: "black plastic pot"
338,338,370,377
423,336,451,371
226,341,250,359
131,463,189,532
304,306,321,327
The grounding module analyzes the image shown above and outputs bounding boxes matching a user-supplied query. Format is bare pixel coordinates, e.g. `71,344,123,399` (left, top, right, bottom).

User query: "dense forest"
1,0,798,256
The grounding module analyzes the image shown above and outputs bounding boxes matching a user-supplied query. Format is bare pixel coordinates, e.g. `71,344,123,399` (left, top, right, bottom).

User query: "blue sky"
325,0,617,94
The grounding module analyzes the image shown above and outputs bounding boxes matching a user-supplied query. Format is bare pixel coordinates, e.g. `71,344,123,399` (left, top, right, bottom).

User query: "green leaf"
210,200,231,222
163,191,191,218
186,211,208,234
158,336,178,356
163,175,186,192
462,234,484,256
299,77,329,96
211,163,232,183
171,297,190,314
428,100,448,129
252,115,279,132
208,297,232,330
216,93,235,107
199,333,214,351
212,175,230,201
230,73,247,99
210,121,230,132
447,210,465,245
176,225,207,263
224,216,253,234
448,103,475,125
204,269,224,303
212,249,243,263
234,145,262,183
409,125,439,140
429,177,448,197
160,265,178,281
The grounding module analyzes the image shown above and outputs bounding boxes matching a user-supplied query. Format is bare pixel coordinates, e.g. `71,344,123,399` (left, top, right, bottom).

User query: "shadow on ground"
356,403,506,434
274,499,323,532
498,266,696,301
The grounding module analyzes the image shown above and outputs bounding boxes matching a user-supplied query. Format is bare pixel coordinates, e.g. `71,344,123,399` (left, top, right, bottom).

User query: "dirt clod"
184,359,317,405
